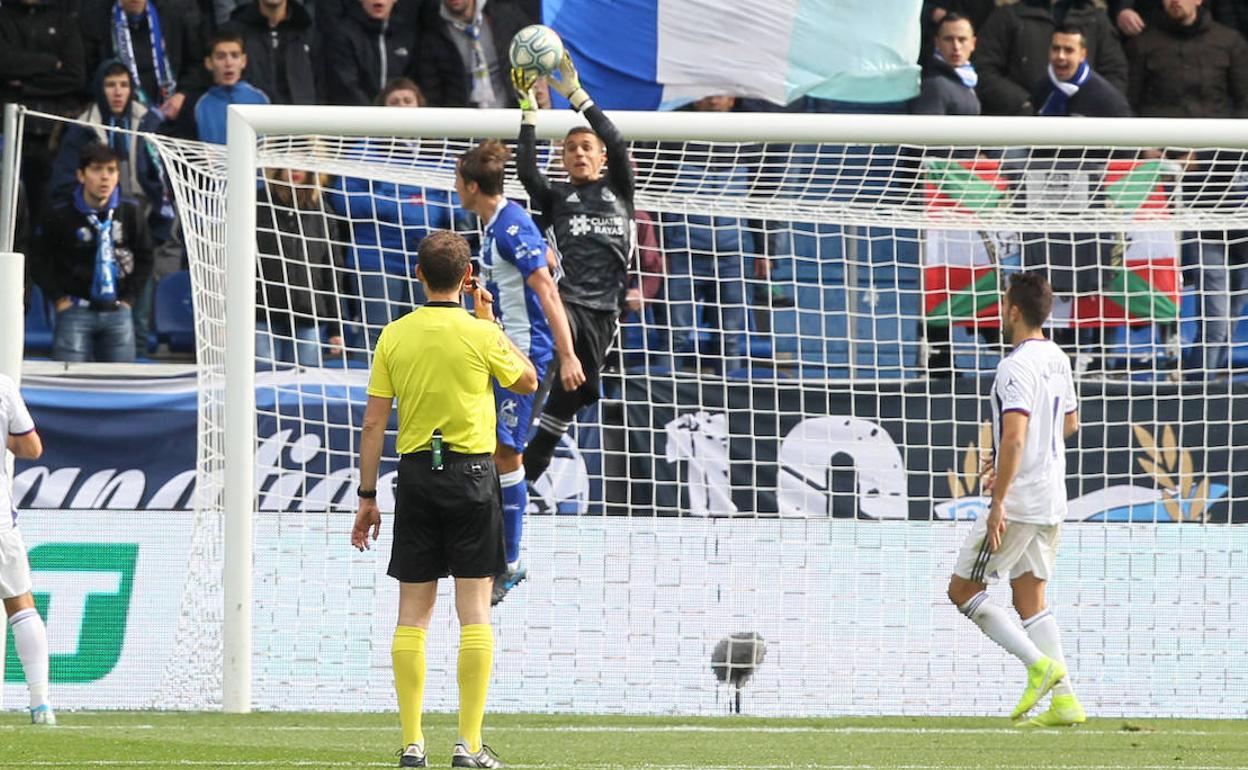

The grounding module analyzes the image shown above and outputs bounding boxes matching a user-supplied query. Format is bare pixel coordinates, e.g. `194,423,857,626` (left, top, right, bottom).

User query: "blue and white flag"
545,0,922,110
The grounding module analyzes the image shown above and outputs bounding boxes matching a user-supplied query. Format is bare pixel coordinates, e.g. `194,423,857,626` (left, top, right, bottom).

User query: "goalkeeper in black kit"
512,53,634,484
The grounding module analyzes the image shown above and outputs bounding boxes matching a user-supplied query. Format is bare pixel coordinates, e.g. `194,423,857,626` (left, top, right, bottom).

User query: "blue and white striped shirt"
481,198,554,364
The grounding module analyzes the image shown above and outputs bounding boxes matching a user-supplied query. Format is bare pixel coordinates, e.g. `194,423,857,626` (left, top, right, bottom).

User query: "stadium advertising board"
14,374,1248,522
13,376,599,516
607,377,1248,522
2,513,193,709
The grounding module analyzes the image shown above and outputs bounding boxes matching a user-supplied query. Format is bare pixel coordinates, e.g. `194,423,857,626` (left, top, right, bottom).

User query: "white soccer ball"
509,24,565,78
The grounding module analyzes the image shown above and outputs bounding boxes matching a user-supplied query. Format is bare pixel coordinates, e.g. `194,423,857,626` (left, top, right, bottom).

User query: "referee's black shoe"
451,742,505,768
397,743,427,767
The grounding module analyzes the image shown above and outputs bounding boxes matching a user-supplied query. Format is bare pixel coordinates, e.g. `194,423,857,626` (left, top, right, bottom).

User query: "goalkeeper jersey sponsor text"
545,177,634,312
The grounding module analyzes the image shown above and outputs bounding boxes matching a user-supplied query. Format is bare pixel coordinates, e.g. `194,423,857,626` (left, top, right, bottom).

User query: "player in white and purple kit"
947,272,1084,727
0,373,54,724
456,141,584,606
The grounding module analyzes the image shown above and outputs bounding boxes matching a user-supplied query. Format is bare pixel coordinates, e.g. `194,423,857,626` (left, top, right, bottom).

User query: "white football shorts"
0,526,33,599
953,516,1061,584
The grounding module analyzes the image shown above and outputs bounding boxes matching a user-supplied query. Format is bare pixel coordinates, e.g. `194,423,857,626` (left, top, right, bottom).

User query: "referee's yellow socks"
392,626,427,748
457,624,494,753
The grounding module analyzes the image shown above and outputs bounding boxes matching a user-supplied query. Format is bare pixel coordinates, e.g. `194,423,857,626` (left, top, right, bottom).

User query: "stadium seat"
24,284,54,356
155,271,195,353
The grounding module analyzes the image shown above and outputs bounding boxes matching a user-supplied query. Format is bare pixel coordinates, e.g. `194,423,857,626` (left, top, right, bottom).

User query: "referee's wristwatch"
357,487,377,499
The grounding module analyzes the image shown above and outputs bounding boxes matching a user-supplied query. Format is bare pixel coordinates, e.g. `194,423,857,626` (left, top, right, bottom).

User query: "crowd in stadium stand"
3,0,1246,373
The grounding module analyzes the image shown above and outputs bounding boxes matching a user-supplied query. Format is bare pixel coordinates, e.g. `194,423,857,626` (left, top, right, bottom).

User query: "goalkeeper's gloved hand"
511,67,539,125
550,52,593,112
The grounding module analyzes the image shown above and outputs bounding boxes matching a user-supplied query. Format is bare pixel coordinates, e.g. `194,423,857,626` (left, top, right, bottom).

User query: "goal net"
132,109,1248,717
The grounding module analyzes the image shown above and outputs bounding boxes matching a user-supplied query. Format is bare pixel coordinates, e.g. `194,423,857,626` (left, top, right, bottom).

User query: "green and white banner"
2,512,193,709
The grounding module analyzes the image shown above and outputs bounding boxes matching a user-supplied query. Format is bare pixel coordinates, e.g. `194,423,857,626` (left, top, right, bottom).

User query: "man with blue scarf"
33,144,154,362
913,13,981,115
1032,25,1131,118
83,0,204,119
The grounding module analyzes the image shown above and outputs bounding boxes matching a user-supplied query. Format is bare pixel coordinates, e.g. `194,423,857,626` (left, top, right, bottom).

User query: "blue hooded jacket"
52,60,172,237
193,80,269,144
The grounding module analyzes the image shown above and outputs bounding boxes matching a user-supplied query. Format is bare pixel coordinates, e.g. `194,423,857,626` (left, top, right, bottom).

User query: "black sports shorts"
543,300,619,418
388,451,506,584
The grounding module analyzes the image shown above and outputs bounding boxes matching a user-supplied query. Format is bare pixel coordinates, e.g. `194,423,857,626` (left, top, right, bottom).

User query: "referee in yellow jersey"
351,230,537,769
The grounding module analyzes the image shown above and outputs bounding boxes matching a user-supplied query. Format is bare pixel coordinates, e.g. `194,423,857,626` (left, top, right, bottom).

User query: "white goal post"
205,106,1248,715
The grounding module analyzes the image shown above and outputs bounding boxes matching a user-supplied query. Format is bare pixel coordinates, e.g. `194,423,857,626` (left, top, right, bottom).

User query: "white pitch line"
0,764,1244,770
0,724,1219,737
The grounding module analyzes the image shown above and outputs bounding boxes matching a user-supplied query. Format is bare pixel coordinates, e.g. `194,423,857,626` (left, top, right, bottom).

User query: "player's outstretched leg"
1019,609,1085,727
7,602,54,725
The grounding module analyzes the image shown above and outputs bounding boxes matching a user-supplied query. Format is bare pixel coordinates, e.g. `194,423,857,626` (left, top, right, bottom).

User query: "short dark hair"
376,77,425,106
458,140,510,197
1005,271,1053,329
1052,24,1087,47
207,31,246,56
936,12,973,36
565,126,602,145
102,61,131,82
78,142,119,171
417,230,471,292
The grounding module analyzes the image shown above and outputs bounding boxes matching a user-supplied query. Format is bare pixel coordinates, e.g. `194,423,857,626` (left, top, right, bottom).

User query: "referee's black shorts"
388,451,506,584
544,301,618,418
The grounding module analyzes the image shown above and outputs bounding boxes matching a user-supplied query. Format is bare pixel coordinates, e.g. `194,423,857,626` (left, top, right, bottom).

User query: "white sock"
1023,609,1074,697
958,592,1044,667
10,608,50,709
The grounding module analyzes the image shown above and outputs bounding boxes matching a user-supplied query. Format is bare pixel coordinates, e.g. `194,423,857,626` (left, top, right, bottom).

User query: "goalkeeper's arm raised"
513,68,555,214
548,52,635,203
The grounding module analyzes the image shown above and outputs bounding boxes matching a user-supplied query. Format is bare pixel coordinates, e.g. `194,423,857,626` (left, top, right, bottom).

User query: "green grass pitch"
2,712,1247,769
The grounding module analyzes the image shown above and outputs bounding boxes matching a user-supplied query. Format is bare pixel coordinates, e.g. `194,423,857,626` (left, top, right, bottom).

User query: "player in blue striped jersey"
456,141,584,606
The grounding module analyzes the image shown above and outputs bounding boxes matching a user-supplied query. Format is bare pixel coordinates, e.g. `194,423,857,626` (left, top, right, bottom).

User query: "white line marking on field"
0,723,1220,737
0,764,1244,770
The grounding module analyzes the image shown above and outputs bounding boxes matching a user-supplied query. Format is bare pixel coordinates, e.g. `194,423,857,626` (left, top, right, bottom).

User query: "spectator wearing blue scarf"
912,13,981,115
33,144,154,362
52,60,172,235
1032,26,1132,117
83,0,205,119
